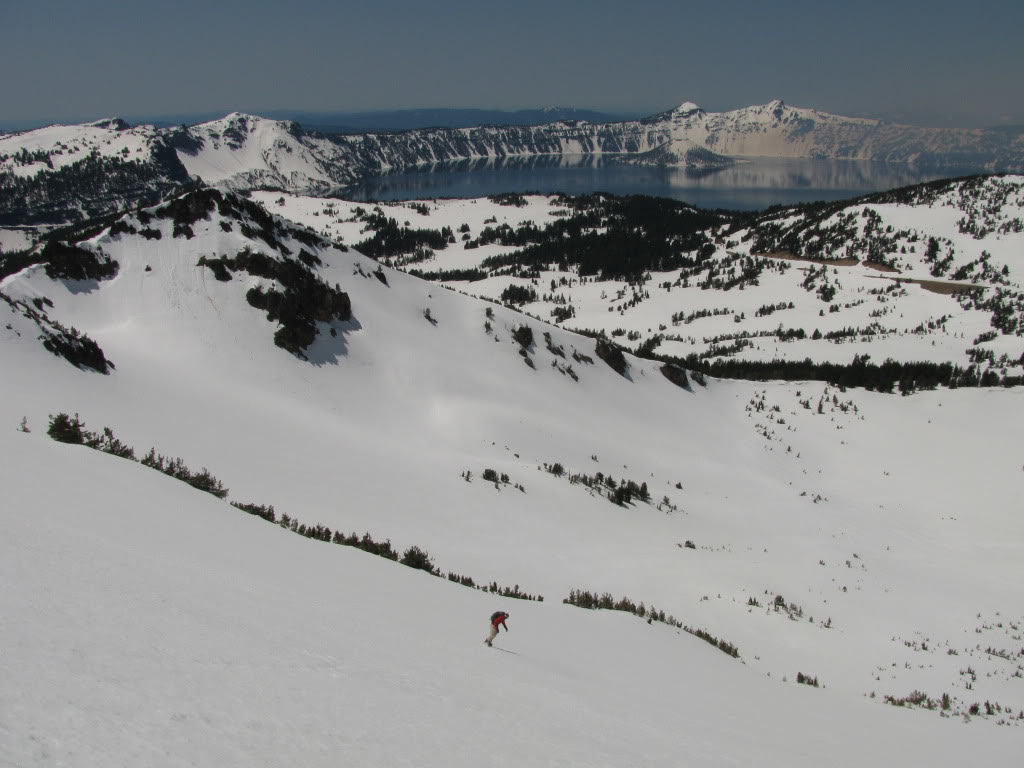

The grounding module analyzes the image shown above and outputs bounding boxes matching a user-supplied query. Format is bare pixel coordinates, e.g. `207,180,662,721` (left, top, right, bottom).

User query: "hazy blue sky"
3,0,1022,127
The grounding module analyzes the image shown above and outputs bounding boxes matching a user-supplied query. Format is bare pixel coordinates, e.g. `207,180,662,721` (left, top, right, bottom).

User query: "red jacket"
491,612,508,629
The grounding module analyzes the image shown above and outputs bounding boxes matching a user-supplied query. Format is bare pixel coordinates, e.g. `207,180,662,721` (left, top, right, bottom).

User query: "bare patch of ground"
866,275,987,295
913,278,987,295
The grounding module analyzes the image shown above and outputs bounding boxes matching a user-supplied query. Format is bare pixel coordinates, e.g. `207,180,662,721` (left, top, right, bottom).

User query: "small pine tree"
512,324,534,349
400,545,437,574
47,412,85,444
95,426,136,460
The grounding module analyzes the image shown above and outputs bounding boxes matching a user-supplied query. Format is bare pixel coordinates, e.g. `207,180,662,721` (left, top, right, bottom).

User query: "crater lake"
342,155,992,210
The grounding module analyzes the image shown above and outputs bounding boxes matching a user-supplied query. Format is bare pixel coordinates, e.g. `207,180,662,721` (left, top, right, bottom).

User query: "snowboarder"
485,610,509,646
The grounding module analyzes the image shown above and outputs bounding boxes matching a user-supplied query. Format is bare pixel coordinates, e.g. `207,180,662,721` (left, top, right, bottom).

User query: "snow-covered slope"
2,187,1023,760
0,118,189,225
4,426,1021,767
177,112,352,192
0,118,160,177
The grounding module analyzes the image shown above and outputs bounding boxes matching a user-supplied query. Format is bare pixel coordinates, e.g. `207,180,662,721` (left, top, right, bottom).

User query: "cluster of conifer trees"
563,588,740,658
675,353,1023,392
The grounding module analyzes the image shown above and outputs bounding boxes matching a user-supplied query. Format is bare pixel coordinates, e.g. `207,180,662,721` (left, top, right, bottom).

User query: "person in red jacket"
485,611,509,646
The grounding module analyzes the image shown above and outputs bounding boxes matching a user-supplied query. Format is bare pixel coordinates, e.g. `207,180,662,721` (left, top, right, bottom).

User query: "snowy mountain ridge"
129,98,1024,182
3,100,1023,224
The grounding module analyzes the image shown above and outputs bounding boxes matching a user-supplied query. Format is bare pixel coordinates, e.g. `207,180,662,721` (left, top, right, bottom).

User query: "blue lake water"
343,156,989,211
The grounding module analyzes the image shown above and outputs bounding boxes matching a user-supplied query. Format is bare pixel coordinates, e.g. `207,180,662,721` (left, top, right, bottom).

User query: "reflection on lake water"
342,155,988,211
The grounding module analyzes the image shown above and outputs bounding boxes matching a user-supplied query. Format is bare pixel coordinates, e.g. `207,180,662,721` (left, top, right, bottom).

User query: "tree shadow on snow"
62,278,104,295
304,315,363,366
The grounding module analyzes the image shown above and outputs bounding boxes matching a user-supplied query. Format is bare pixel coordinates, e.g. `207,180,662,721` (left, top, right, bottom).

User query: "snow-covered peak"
199,112,253,130
672,101,704,116
732,99,790,121
84,117,129,131
766,99,787,120
193,112,284,133
176,113,339,192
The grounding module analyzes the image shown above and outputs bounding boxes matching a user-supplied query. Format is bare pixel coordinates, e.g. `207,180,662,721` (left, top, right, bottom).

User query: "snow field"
249,182,1024,371
0,121,160,177
1,188,1023,766
2,428,1020,768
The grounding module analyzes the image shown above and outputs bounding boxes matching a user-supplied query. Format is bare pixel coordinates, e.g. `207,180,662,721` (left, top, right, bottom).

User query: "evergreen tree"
47,412,84,443
400,545,437,574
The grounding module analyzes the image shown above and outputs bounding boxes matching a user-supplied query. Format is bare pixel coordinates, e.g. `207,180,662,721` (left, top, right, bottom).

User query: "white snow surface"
250,180,1024,373
0,227,37,252
179,113,345,192
2,425,1020,768
0,120,160,177
2,191,1023,765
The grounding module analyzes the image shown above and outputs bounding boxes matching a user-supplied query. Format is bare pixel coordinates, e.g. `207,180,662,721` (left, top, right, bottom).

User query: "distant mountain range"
2,100,1023,224
261,107,644,133
0,107,645,134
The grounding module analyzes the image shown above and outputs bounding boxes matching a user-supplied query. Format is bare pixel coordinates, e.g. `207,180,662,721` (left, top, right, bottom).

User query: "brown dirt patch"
913,279,987,295
866,275,987,295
